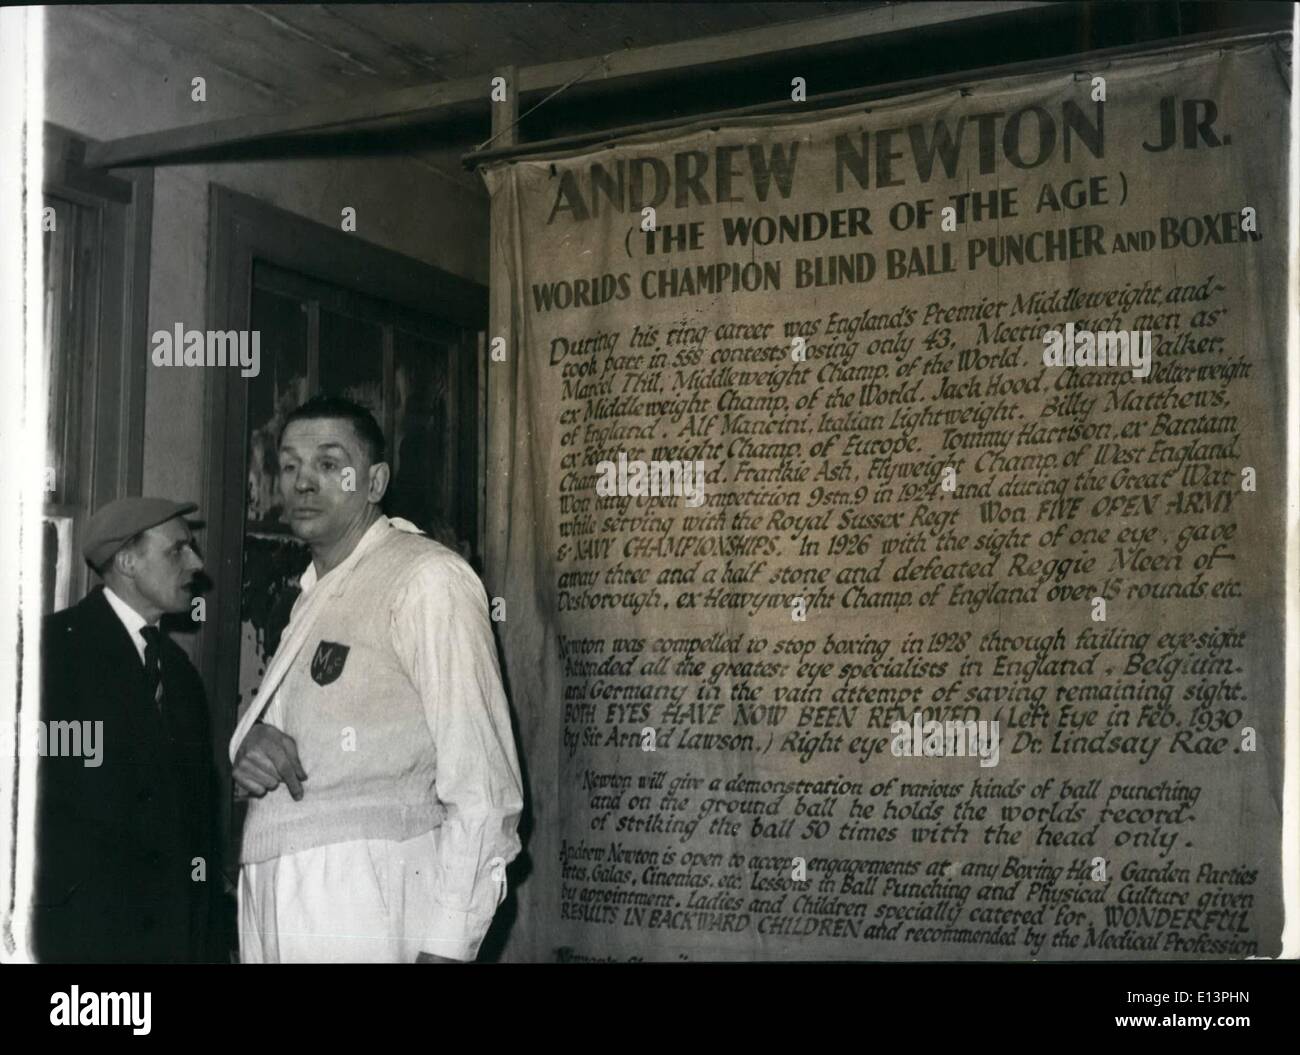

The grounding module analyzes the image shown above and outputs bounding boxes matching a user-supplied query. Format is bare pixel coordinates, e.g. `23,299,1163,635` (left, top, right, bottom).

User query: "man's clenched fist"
233,722,308,801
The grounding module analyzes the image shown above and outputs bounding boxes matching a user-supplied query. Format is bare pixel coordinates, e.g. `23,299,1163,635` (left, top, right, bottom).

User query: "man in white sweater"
230,395,523,963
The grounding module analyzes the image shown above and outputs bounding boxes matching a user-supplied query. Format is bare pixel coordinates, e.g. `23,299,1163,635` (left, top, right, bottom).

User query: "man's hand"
233,722,308,801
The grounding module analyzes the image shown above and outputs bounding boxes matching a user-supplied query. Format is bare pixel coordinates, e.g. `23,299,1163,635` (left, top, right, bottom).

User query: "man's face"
277,417,379,546
125,517,203,614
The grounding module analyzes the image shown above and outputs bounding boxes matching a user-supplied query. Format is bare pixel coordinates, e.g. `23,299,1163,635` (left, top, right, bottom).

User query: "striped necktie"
139,625,163,708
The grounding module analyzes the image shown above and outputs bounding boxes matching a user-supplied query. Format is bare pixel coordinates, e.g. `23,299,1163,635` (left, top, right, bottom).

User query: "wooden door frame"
201,185,487,855
42,124,153,606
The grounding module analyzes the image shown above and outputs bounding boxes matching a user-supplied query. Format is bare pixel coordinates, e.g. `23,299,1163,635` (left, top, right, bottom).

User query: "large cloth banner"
481,40,1290,961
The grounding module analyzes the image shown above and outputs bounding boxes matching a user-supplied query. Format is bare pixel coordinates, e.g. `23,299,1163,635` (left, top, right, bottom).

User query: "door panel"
235,261,479,720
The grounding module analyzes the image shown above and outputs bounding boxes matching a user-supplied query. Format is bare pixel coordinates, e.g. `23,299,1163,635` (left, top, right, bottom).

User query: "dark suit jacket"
33,587,228,963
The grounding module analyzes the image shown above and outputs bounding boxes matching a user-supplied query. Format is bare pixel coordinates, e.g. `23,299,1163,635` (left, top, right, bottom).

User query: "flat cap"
82,497,198,571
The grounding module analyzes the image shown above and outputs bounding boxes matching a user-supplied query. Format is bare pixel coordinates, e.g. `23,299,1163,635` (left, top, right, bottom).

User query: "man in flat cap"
32,497,227,963
230,395,522,963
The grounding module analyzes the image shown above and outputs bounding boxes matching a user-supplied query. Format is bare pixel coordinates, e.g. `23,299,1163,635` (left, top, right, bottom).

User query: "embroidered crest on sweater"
310,641,350,685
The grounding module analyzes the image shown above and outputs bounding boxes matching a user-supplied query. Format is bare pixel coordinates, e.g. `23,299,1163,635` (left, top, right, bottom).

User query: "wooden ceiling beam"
82,2,1053,169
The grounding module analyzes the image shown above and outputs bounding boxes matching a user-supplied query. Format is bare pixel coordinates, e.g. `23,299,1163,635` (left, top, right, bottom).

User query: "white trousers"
239,830,443,964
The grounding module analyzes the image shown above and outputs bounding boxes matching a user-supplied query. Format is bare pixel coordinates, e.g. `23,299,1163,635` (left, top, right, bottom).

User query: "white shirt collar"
298,514,401,596
102,585,156,663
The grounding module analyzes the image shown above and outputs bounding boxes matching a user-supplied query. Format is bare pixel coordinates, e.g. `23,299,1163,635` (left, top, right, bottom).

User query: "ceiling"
65,3,1293,189
63,2,885,189
88,3,882,101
